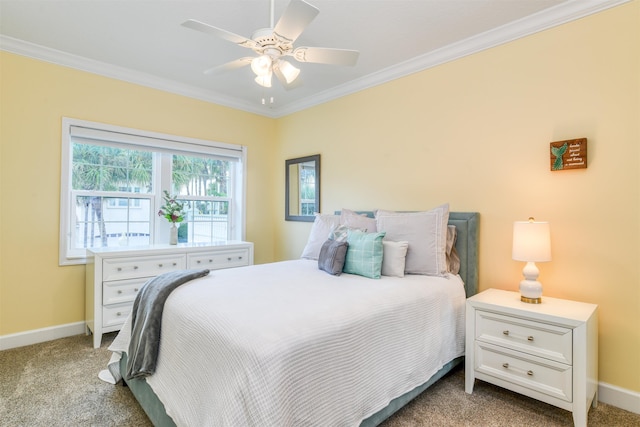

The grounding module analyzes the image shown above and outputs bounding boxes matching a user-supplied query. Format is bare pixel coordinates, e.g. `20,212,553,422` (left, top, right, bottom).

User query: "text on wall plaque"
550,138,587,171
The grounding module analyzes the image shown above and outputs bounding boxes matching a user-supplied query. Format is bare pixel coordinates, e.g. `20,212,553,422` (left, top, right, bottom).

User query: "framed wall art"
550,138,587,171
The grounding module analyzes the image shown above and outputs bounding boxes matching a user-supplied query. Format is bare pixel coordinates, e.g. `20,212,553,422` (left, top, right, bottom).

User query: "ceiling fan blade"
292,47,360,66
203,57,254,75
182,19,258,49
273,0,319,43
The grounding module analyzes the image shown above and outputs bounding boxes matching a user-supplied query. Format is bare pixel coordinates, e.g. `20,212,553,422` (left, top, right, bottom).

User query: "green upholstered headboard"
448,212,479,297
334,211,479,297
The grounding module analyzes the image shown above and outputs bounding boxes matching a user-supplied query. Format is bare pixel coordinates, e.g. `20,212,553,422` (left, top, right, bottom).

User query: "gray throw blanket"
126,269,210,380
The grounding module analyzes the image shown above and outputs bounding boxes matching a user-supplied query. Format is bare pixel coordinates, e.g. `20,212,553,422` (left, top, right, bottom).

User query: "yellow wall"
275,2,640,391
0,52,276,334
1,1,638,394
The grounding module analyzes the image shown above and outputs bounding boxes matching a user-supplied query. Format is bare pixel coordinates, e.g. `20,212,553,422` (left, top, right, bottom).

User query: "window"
172,154,234,243
60,118,246,265
107,187,143,208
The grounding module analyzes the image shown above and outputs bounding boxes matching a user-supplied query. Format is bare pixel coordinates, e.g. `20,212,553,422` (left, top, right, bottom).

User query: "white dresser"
86,241,254,348
465,289,598,427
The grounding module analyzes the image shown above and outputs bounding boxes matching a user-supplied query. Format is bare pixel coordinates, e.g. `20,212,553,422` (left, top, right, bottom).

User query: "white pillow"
300,214,341,260
340,208,377,232
376,204,450,276
381,240,409,278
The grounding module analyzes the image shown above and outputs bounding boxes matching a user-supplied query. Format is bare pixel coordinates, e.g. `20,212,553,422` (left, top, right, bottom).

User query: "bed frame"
120,212,479,427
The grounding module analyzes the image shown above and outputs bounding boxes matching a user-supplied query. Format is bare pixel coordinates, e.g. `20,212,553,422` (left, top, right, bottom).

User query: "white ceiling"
0,0,627,118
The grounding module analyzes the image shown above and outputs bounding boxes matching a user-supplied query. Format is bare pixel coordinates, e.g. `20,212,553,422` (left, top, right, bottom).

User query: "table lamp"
512,218,551,304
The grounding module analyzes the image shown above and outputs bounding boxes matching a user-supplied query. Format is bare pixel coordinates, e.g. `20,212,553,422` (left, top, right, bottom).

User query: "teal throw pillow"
344,229,386,279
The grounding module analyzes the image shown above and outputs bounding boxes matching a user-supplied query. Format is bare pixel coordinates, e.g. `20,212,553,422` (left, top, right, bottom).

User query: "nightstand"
465,289,598,427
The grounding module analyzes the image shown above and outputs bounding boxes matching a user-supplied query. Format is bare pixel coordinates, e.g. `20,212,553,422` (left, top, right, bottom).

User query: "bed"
108,210,479,427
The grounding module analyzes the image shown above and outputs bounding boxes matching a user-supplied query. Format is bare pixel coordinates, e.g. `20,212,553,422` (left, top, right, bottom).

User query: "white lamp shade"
254,72,272,88
276,60,300,84
251,55,272,77
512,220,551,262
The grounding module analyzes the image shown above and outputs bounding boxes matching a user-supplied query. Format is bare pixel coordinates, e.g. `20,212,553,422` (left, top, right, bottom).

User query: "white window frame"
59,117,247,265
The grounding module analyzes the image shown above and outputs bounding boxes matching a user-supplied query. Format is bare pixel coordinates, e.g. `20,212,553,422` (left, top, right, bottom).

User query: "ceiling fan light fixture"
251,54,272,77
255,72,273,88
185,0,359,95
277,60,300,84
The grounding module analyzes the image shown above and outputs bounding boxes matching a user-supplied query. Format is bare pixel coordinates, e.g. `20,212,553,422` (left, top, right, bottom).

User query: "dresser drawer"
103,278,148,305
476,310,572,364
86,242,252,348
103,255,186,281
187,249,250,270
475,341,572,402
103,303,133,328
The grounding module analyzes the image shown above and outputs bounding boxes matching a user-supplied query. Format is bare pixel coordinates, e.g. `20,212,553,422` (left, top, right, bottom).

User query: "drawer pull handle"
197,260,201,264
117,290,122,294
117,312,122,316
209,259,213,263
502,363,534,376
134,266,138,270
134,288,139,292
117,268,122,272
173,262,177,266
159,263,163,267
503,330,534,342
227,257,232,261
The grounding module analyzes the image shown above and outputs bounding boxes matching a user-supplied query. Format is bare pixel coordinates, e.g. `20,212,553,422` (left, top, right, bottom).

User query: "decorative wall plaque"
550,138,587,171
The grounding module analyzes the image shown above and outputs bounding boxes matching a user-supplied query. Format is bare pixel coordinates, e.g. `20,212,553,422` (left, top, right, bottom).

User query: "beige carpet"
1,332,638,427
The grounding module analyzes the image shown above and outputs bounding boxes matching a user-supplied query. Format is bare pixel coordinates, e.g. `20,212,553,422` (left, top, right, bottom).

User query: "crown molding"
0,35,270,117
1,0,629,119
273,0,630,117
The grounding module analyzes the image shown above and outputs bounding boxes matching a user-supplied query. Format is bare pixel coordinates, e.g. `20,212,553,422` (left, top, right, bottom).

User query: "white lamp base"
520,261,543,304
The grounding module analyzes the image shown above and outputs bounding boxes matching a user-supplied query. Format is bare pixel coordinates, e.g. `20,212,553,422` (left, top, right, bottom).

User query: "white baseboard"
0,321,86,351
598,381,640,414
2,322,639,415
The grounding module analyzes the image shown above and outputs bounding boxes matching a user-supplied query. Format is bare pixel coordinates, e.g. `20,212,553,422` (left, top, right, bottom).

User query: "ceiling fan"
182,0,359,89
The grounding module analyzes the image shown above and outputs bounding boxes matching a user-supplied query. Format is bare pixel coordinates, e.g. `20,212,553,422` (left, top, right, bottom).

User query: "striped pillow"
375,204,450,276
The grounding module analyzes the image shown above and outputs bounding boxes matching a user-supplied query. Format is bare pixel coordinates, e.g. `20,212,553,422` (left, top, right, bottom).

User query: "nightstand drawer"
187,249,250,270
103,303,133,328
103,255,185,281
475,341,572,402
103,278,148,305
476,310,572,364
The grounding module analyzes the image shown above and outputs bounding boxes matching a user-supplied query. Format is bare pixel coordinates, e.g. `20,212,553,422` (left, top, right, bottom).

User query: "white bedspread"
108,259,466,427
